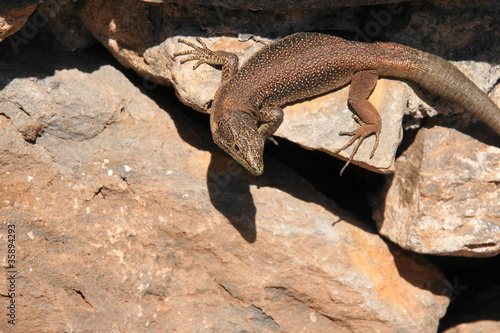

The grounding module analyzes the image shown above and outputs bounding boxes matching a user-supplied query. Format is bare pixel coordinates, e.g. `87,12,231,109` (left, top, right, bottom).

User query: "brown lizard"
174,32,500,175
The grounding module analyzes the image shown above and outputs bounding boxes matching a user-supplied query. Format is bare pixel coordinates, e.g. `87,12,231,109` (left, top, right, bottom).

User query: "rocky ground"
1,0,499,332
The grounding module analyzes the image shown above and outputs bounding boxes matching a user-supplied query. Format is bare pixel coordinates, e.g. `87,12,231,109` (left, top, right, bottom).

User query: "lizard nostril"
233,144,240,152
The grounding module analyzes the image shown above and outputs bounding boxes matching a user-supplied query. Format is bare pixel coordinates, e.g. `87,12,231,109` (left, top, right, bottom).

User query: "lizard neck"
213,83,260,117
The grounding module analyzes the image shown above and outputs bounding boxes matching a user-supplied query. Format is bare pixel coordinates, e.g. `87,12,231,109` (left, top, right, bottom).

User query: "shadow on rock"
207,153,257,243
0,38,107,91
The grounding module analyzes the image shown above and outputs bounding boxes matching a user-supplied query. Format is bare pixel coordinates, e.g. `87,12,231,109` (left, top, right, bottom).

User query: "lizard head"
210,112,265,176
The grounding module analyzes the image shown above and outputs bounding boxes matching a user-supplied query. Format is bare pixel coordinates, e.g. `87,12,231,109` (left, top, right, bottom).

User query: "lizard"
173,32,500,176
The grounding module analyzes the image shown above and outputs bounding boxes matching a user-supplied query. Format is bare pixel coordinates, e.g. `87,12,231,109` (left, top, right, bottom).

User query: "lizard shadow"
163,89,384,245
0,37,107,92
160,100,259,242
206,152,258,243
203,144,380,244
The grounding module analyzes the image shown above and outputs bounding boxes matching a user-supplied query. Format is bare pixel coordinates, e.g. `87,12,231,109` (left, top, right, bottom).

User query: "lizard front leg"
256,106,284,141
173,37,239,84
333,70,382,175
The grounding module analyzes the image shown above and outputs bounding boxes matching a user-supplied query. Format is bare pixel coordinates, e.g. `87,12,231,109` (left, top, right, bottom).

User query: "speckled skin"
175,32,500,175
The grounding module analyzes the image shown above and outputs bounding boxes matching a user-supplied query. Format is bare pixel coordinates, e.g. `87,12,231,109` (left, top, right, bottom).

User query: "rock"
373,120,500,257
78,0,361,84
0,0,40,42
35,0,95,51
275,78,407,173
383,0,500,63
444,321,500,333
78,0,500,174
79,0,175,86
18,123,45,142
139,0,412,10
0,46,449,332
1,0,93,54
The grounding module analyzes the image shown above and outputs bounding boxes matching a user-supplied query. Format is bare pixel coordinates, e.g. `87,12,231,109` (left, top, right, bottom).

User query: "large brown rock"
372,64,500,257
0,47,450,332
444,322,500,333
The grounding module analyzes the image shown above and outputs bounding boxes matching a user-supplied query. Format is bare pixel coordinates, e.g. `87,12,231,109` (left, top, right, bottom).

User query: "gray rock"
373,122,500,257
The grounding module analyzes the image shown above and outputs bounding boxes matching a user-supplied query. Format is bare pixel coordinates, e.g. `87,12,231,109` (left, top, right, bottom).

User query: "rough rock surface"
444,321,500,333
0,1,40,42
373,119,500,257
383,0,500,63
140,0,412,10
0,47,450,332
34,0,95,52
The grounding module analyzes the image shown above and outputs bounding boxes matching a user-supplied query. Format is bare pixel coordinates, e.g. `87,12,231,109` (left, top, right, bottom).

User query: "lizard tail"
406,52,500,135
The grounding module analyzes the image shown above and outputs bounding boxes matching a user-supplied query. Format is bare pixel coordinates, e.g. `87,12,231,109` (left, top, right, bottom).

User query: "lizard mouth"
239,146,264,176
230,150,264,176
246,163,264,176
222,145,264,176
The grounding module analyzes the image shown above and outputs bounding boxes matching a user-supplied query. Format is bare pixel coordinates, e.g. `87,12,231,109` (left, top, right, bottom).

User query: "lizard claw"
332,119,380,176
267,136,279,145
173,37,220,70
174,36,239,84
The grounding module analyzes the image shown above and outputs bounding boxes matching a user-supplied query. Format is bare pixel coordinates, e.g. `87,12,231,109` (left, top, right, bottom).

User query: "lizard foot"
267,137,279,145
173,37,225,70
332,115,380,176
173,37,239,83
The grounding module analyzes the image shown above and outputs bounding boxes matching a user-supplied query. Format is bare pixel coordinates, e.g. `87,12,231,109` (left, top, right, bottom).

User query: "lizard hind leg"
333,70,382,175
333,115,381,175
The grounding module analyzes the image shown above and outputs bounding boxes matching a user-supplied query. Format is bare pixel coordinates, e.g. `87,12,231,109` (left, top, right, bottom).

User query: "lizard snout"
211,112,266,176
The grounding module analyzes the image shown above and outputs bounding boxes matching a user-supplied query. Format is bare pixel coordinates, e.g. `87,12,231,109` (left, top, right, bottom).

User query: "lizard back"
216,32,500,135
